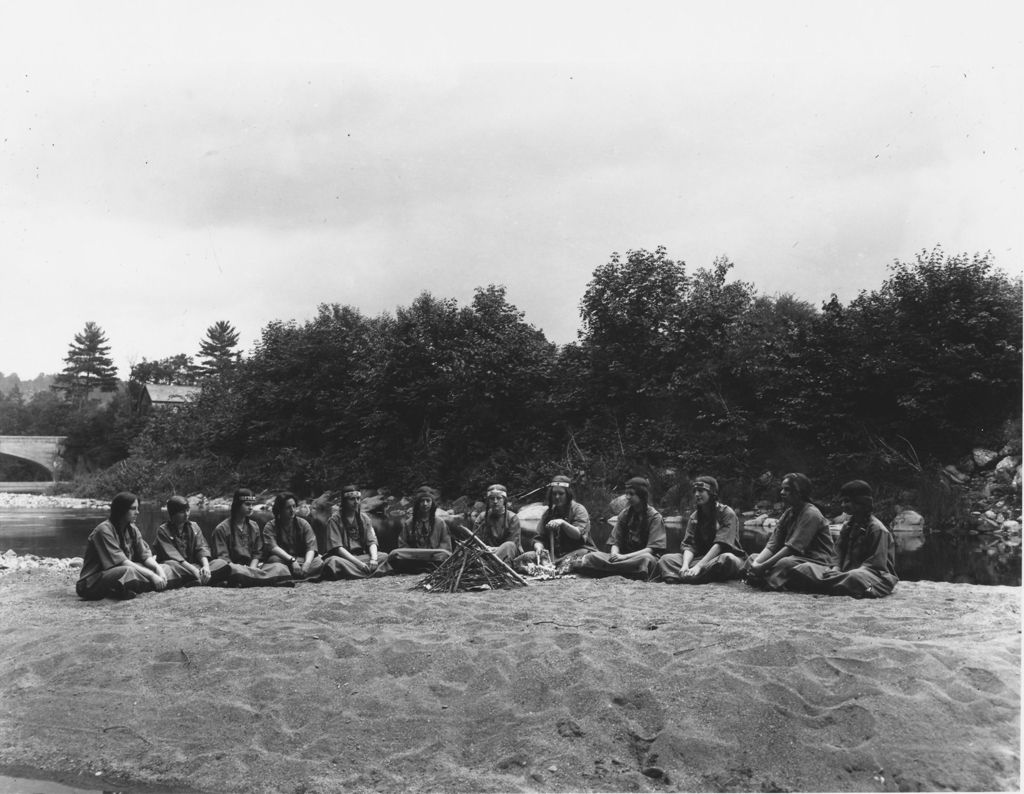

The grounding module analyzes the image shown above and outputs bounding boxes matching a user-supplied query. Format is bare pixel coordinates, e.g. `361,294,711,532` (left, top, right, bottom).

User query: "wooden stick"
458,528,529,585
451,550,469,592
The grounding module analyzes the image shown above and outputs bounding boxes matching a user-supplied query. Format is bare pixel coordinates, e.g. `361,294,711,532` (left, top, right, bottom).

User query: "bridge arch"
0,436,67,479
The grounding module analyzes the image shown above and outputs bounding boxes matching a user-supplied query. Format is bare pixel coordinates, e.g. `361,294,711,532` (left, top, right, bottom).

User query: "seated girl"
656,476,746,583
154,495,229,586
746,472,835,590
260,492,325,581
575,476,665,580
375,486,452,575
786,480,898,598
513,474,596,571
321,485,381,579
76,492,176,600
211,489,292,586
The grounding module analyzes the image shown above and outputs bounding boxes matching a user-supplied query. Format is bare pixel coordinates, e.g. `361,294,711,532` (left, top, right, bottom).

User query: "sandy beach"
0,566,1018,793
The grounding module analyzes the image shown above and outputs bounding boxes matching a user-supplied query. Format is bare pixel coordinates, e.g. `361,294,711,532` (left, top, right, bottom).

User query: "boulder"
994,456,1019,484
1001,520,1022,534
972,448,1001,470
608,494,628,514
892,510,925,533
515,502,547,535
892,510,925,551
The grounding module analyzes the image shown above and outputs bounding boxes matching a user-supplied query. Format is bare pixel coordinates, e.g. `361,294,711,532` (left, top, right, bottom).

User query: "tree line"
0,246,1020,511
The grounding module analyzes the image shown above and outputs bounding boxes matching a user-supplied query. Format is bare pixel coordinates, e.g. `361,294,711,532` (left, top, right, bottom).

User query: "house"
139,383,202,414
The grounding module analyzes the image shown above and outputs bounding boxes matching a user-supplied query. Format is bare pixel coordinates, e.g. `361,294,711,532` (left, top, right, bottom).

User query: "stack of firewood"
413,526,528,593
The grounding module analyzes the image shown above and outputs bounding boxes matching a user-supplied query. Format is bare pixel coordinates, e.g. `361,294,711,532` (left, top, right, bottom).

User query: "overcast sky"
1,1,1020,379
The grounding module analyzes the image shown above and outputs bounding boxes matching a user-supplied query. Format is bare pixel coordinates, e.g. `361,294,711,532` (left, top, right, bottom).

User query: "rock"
1001,520,1022,534
942,465,969,485
3,549,17,558
557,719,585,738
972,448,1000,470
642,766,666,779
608,494,628,514
994,456,1019,484
547,765,558,772
68,557,83,568
892,510,925,535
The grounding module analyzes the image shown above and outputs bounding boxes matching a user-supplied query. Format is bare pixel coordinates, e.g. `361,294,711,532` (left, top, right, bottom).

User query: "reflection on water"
896,531,1021,586
0,505,1020,586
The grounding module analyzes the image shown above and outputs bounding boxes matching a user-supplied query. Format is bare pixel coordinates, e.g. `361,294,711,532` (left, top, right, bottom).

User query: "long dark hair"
339,512,368,549
413,497,437,526
109,492,139,526
546,484,575,514
272,492,298,519
624,483,650,538
230,488,254,523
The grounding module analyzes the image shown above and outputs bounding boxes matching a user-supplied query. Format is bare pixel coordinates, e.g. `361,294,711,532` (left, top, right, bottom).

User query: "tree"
196,321,241,377
825,248,1023,459
51,322,119,405
129,354,198,387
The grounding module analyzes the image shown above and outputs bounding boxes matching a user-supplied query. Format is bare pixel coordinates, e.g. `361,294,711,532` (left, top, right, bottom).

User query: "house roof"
144,384,201,404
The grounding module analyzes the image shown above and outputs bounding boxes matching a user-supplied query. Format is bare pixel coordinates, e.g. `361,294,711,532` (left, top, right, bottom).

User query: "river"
0,503,1019,585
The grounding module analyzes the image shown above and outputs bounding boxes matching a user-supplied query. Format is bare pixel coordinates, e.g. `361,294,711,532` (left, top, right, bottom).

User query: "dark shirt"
261,516,318,559
472,509,521,549
77,520,153,590
533,501,596,558
154,520,211,565
837,514,898,578
609,504,667,554
765,503,835,565
681,502,745,557
398,516,452,551
325,511,378,555
211,517,264,565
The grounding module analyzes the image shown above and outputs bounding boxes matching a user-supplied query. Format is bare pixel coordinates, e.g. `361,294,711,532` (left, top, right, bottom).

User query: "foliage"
51,322,119,406
15,246,1022,519
196,320,241,377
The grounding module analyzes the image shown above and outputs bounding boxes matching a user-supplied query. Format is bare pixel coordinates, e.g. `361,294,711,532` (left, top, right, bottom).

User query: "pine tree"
52,321,120,405
196,320,241,376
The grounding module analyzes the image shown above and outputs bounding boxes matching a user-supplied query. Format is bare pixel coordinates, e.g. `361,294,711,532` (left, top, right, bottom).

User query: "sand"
0,568,1018,793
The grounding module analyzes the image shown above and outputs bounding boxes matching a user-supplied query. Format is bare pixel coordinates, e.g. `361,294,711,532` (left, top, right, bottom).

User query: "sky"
1,1,1021,379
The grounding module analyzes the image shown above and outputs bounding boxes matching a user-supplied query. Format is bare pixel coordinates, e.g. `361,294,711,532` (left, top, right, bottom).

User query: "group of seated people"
75,472,899,601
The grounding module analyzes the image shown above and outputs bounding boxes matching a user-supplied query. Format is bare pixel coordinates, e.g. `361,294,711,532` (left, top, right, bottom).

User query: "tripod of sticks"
413,523,529,593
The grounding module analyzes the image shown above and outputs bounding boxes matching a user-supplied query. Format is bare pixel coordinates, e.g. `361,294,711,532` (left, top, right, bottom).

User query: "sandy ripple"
0,571,1018,792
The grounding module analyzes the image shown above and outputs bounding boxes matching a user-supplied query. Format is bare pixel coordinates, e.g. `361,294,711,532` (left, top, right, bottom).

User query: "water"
0,504,1018,585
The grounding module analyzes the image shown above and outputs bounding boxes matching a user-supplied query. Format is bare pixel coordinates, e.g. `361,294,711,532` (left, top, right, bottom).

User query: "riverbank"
0,492,108,510
0,567,1018,793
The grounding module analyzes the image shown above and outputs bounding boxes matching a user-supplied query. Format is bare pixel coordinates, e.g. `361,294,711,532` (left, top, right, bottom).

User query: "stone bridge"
0,436,67,479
